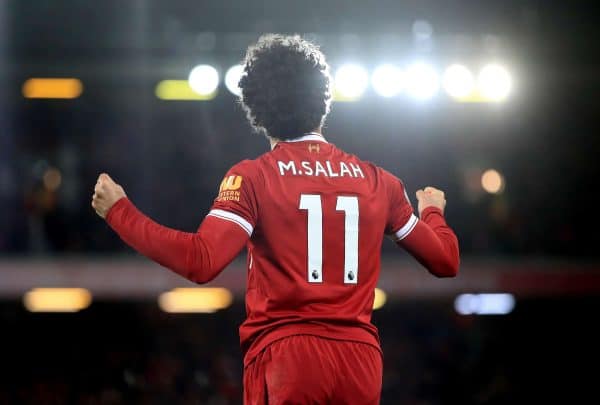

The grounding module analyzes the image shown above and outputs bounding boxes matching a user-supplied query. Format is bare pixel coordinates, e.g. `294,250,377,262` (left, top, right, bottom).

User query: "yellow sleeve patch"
217,175,242,201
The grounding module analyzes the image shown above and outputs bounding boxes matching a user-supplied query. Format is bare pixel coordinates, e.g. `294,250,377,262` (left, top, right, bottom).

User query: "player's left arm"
384,170,459,278
91,173,250,284
399,194,460,278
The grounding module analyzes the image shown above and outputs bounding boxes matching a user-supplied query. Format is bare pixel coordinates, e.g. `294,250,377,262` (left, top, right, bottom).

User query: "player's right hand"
416,186,446,217
91,173,126,219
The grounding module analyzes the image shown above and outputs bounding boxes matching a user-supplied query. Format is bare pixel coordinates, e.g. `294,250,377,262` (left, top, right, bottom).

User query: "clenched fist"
91,173,126,219
415,186,446,217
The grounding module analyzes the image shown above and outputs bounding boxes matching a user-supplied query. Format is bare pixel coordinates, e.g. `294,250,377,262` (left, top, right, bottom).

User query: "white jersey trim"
394,214,418,241
283,133,328,143
207,209,253,236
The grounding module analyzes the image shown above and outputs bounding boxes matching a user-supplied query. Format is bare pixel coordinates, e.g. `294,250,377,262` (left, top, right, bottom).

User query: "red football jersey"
208,133,417,366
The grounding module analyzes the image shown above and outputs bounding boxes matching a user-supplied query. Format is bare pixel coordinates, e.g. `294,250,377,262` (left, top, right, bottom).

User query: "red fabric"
243,335,382,405
105,137,460,369
106,197,248,284
399,207,460,277
219,140,416,366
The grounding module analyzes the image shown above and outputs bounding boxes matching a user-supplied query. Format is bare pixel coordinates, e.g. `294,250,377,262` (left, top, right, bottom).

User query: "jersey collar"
282,133,328,143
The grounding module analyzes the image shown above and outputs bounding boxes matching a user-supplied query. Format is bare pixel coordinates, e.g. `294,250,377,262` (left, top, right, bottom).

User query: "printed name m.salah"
277,160,365,178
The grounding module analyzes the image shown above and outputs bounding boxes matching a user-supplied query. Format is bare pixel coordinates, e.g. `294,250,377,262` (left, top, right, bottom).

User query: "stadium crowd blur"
2,298,594,404
1,82,595,258
0,2,597,259
1,1,599,404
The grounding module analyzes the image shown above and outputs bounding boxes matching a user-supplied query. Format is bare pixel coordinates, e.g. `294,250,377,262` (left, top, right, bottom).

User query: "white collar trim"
283,133,328,143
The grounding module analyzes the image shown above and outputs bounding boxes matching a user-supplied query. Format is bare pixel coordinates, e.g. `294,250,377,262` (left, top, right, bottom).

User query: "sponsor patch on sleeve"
217,175,242,202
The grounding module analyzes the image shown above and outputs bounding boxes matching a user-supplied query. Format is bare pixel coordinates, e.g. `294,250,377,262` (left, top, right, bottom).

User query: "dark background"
0,0,599,403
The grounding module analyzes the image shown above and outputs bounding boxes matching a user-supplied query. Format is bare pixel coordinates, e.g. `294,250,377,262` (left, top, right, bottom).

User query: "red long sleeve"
399,207,460,278
105,197,249,284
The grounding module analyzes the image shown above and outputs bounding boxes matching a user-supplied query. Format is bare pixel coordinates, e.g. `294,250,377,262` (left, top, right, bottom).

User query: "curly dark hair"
238,34,332,140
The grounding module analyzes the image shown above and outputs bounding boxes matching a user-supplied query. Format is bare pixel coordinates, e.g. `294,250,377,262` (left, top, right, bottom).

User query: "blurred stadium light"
412,20,434,41
23,288,92,312
42,167,62,192
333,63,369,101
155,80,216,100
225,64,244,96
188,64,220,97
481,169,505,194
454,293,515,315
371,64,405,98
19,64,514,104
158,287,233,313
478,64,512,101
22,78,83,99
404,62,439,100
442,64,475,99
373,288,387,310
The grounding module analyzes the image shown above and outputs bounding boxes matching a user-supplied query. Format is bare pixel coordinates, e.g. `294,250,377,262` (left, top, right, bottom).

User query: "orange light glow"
22,78,83,99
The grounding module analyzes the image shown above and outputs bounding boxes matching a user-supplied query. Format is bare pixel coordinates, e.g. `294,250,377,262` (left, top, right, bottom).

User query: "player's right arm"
91,165,257,284
384,172,460,277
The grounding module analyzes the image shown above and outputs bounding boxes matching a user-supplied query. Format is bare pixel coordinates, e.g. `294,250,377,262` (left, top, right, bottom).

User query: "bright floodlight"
478,64,511,101
334,64,369,100
159,288,233,313
225,64,244,96
371,64,404,97
443,64,475,99
454,293,515,315
481,169,505,194
373,288,387,310
188,65,219,96
24,288,92,313
404,63,439,100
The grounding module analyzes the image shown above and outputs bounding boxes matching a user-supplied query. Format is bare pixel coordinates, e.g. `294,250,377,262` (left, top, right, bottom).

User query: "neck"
269,129,323,150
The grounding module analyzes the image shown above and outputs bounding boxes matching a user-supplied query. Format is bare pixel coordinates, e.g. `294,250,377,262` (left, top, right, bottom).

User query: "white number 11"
299,194,359,284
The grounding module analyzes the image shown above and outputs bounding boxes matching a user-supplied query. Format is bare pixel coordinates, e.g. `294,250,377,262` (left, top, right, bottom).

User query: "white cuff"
207,209,253,236
394,214,418,241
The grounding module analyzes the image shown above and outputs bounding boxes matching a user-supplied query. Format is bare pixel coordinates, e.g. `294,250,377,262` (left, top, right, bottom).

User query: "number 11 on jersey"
299,194,359,284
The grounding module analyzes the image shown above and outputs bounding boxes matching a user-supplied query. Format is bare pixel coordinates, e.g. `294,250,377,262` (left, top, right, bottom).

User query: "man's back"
211,134,416,365
95,34,459,405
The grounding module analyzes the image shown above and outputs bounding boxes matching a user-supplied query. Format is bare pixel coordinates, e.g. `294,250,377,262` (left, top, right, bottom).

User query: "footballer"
92,34,459,404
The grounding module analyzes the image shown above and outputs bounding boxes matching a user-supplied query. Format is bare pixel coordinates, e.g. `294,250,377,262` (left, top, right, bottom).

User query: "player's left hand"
92,173,126,219
416,186,446,217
